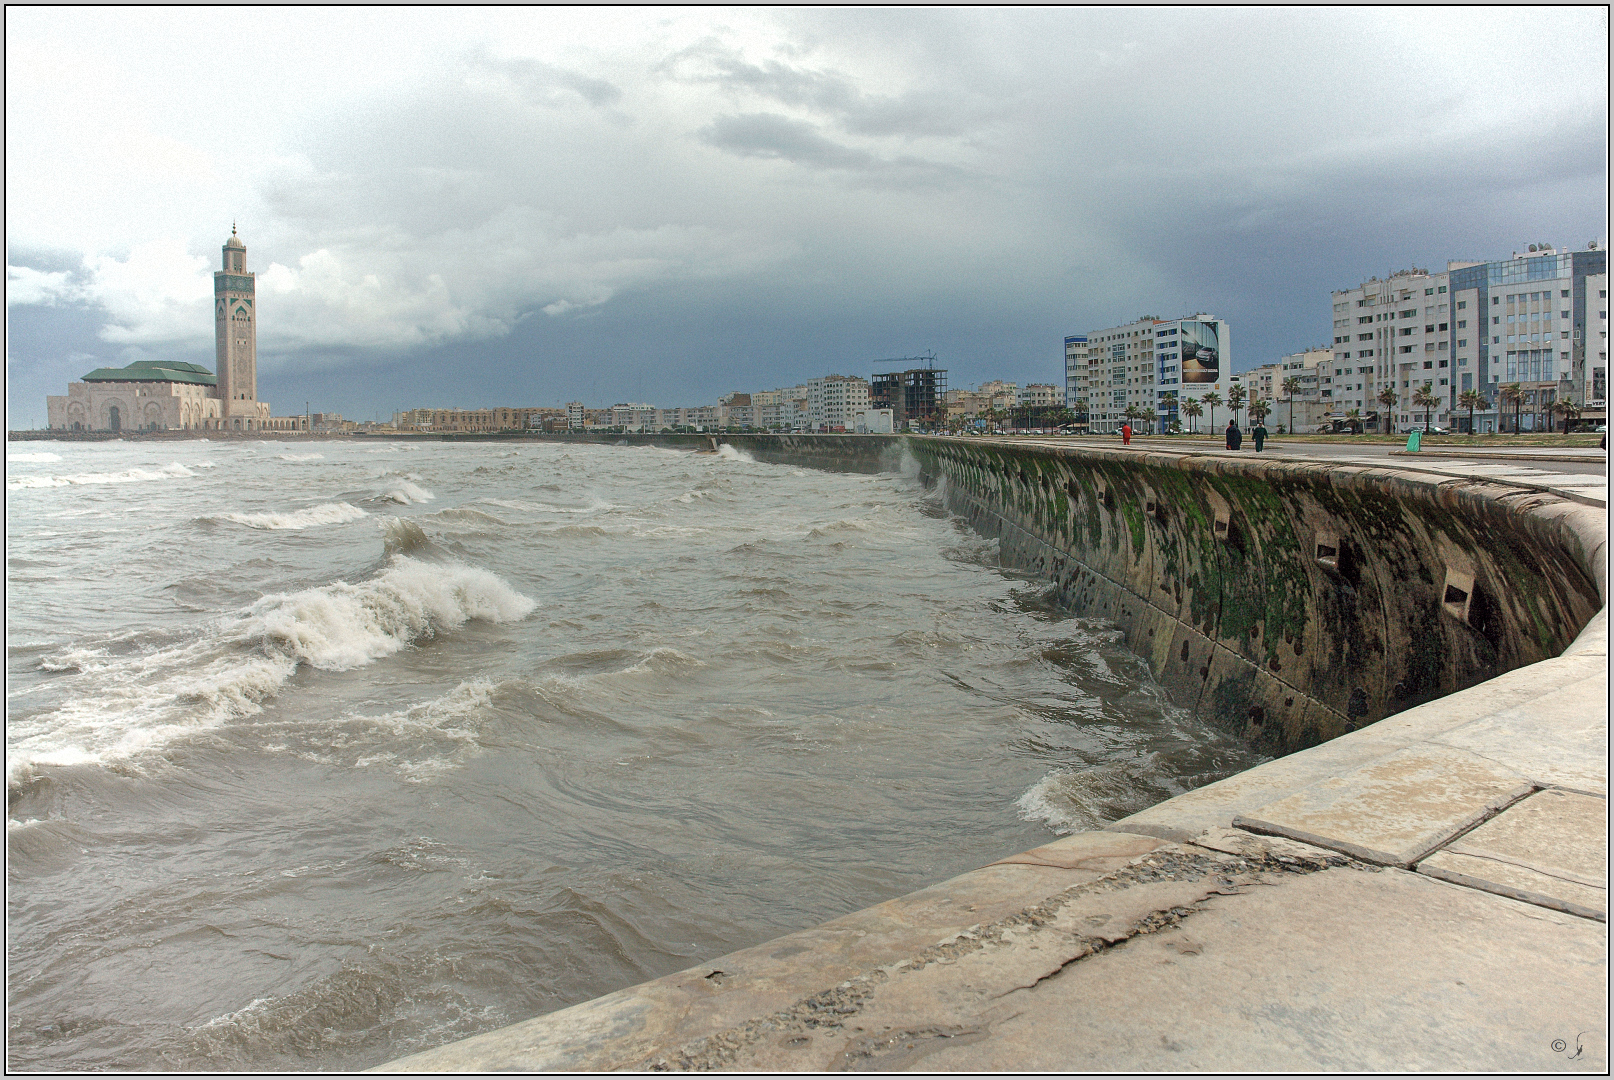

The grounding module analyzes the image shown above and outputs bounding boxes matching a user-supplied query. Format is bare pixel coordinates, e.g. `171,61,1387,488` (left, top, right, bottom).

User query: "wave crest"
7,462,196,489
383,480,435,504
381,517,431,556
247,556,536,672
217,502,368,530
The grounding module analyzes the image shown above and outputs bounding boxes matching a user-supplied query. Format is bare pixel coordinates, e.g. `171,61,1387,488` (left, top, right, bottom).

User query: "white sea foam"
383,480,436,504
715,444,756,463
6,556,535,785
245,555,535,671
341,679,500,781
1015,764,1156,835
7,462,196,489
7,452,61,463
276,452,325,462
219,502,368,530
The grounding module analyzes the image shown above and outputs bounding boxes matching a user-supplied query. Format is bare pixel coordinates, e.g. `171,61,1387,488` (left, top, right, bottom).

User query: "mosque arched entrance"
108,405,121,432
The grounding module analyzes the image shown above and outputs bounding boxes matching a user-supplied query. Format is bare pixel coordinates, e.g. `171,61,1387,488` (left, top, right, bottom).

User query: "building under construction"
870,354,947,430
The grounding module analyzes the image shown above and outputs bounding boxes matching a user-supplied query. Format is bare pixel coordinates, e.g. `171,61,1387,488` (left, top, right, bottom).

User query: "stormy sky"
6,7,1608,425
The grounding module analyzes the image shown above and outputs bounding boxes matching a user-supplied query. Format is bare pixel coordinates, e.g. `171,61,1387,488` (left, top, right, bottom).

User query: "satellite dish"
1528,244,1538,252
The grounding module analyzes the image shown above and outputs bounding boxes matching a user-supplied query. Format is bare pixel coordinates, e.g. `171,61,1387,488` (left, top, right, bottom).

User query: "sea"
5,437,1263,1070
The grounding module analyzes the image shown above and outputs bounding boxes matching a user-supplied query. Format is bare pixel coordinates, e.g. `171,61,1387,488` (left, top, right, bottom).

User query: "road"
1007,436,1608,477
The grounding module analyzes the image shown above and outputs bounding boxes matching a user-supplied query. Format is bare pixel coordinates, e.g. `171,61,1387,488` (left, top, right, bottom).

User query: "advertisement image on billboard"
1181,321,1220,384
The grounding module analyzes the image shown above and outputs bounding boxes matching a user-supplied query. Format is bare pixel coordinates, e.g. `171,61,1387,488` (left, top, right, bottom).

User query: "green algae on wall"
902,437,1602,757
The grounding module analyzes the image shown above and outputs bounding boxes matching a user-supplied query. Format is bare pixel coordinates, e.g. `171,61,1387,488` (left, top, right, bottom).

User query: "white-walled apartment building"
1079,314,1234,434
1017,383,1061,407
806,375,871,432
1328,267,1456,430
1064,336,1089,419
1243,348,1332,431
1330,244,1606,432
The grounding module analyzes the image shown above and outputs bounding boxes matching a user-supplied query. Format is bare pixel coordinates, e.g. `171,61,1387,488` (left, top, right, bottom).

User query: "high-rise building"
806,375,871,432
1080,314,1231,434
1445,245,1606,432
1331,244,1606,433
870,364,947,429
1064,335,1089,424
1328,266,1452,430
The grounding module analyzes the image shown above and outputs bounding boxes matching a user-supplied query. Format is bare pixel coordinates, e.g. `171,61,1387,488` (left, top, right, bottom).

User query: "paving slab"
1112,650,1606,842
897,866,1607,1074
1429,674,1609,795
631,862,1607,1074
1232,745,1534,867
1417,788,1608,921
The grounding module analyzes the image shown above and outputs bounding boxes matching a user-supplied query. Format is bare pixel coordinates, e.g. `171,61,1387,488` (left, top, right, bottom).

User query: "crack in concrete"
642,847,1358,1072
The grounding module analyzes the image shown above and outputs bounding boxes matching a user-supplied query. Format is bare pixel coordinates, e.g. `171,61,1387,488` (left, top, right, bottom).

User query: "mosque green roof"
81,360,217,386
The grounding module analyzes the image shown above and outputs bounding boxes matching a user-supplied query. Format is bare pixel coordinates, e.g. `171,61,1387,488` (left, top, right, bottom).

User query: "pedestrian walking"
1121,422,1132,446
1252,422,1267,452
1226,420,1242,450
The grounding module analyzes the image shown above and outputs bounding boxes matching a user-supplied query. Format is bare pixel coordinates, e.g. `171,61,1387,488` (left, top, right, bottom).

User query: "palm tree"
1282,376,1302,435
1412,381,1439,435
1457,388,1487,434
1344,407,1363,434
1376,387,1399,434
1200,391,1222,434
1180,397,1203,434
1227,385,1247,424
1552,397,1581,434
1248,397,1272,427
1498,382,1524,433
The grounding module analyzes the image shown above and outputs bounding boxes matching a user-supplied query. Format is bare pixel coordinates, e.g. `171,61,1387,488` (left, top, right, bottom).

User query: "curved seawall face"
898,438,1603,755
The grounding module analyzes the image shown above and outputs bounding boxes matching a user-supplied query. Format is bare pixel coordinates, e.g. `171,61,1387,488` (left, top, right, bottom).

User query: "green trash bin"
1406,430,1421,452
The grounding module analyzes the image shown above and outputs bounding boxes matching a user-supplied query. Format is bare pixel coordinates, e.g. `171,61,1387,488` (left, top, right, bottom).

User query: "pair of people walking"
1226,420,1267,452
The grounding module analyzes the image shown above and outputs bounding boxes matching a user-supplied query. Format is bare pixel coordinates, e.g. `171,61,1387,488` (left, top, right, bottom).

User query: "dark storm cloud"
6,7,1607,424
662,38,972,140
699,111,965,182
6,243,85,276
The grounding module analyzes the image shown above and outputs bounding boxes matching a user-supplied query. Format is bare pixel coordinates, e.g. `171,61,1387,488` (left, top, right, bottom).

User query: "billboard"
1180,320,1220,384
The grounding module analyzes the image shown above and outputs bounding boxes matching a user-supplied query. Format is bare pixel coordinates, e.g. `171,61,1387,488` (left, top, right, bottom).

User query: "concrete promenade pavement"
381,451,1607,1074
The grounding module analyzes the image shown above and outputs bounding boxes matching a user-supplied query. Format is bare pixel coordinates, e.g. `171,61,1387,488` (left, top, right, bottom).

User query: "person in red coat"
1121,422,1132,445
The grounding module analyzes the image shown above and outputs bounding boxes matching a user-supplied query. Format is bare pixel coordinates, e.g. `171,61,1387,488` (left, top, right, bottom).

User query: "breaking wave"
7,462,196,489
383,480,436,504
6,556,535,786
217,502,369,530
1015,763,1172,834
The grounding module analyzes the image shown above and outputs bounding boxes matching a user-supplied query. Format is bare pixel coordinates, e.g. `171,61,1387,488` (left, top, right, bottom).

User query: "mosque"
48,227,274,432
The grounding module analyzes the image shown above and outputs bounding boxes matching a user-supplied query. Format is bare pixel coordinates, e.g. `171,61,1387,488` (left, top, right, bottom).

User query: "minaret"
214,224,258,427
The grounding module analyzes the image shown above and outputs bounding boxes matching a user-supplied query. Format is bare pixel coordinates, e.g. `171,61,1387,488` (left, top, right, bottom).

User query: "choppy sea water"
6,438,1263,1070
